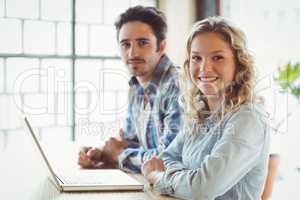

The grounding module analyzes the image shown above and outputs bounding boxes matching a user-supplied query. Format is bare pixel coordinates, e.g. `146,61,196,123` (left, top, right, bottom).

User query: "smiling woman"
181,17,255,122
142,16,270,200
189,32,236,99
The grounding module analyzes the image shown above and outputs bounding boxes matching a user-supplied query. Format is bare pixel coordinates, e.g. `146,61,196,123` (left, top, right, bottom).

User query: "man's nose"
128,43,138,57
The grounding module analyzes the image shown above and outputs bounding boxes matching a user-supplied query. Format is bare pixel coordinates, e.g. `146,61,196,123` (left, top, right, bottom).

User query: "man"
78,5,181,172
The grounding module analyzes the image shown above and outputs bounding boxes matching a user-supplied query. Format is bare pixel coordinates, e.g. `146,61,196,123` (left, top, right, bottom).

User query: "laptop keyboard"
58,172,105,185
56,169,141,187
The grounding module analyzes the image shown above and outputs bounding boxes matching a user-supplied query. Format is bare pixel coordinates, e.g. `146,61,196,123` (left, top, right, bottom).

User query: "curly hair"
181,16,258,122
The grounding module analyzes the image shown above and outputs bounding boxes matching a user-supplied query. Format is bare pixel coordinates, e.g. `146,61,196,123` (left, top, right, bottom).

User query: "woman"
142,17,270,200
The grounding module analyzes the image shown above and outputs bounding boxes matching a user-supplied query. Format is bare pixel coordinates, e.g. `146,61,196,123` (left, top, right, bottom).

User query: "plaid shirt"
118,55,182,172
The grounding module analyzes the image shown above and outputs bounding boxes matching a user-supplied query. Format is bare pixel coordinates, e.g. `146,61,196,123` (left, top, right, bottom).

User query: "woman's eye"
192,55,202,62
212,55,224,61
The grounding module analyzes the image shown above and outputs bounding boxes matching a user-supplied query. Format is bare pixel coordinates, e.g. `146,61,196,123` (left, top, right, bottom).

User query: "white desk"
0,131,177,200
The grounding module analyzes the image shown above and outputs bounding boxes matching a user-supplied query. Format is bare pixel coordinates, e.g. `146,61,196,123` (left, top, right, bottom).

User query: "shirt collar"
128,54,172,96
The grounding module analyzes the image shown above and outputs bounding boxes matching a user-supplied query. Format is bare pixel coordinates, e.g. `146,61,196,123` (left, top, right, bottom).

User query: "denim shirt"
154,104,270,200
118,55,182,172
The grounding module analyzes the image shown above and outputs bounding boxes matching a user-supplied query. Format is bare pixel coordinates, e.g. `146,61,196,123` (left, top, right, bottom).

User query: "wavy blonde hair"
181,16,257,122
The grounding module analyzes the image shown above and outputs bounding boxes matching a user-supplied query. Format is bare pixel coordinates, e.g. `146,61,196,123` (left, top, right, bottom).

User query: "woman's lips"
198,76,219,82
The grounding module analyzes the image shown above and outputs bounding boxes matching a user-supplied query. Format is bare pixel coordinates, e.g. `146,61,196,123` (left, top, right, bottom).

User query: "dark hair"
114,6,167,48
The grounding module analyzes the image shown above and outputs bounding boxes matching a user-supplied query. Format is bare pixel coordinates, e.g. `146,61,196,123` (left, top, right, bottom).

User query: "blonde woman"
142,17,270,200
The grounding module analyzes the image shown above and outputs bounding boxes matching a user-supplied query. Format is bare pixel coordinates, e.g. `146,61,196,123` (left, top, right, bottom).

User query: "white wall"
159,0,196,67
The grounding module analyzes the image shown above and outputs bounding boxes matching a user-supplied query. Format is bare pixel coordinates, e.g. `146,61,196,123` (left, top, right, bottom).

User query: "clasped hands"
142,156,165,185
78,128,165,185
78,129,128,169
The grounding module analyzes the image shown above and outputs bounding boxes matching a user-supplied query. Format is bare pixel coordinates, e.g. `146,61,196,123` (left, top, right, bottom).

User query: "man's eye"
212,55,224,61
138,40,148,46
121,43,130,48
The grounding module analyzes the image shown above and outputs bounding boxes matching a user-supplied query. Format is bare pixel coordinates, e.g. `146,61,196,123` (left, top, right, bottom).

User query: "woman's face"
189,32,236,96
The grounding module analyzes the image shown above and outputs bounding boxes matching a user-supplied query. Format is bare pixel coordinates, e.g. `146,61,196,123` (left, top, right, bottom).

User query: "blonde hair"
181,16,257,123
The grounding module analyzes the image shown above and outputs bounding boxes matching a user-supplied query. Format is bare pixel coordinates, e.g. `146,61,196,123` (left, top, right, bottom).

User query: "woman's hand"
142,156,165,184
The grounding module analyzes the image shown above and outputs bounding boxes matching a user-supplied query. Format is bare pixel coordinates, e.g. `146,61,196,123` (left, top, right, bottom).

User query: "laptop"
23,117,144,192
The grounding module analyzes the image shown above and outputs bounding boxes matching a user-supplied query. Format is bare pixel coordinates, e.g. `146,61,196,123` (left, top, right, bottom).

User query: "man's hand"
78,146,104,169
102,129,128,164
142,156,165,184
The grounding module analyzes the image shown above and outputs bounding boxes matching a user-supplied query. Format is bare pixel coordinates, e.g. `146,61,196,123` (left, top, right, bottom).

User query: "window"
0,0,157,146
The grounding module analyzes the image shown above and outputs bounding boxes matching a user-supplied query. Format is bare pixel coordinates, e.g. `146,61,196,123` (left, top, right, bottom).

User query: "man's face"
118,21,165,81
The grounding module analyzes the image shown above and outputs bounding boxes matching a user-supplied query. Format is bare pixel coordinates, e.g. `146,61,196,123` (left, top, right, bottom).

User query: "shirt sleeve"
118,82,182,173
161,131,188,174
154,108,269,200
